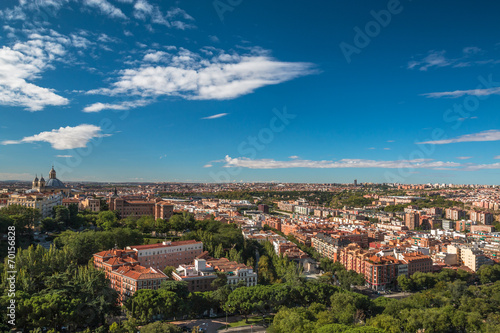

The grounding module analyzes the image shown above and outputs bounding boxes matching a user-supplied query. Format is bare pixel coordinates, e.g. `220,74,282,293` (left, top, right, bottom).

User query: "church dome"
45,178,65,189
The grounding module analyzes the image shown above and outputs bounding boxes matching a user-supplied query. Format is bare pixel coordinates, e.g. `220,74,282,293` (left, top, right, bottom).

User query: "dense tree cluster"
0,245,119,332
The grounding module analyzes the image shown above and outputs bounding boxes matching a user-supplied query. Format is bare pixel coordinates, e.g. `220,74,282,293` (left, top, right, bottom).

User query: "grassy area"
217,315,273,331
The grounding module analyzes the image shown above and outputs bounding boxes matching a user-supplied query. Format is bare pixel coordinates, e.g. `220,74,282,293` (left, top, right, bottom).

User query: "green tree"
96,211,119,230
139,322,181,333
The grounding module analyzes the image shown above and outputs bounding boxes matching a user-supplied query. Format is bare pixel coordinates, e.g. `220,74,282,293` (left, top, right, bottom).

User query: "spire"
40,174,45,181
34,174,38,181
114,187,118,196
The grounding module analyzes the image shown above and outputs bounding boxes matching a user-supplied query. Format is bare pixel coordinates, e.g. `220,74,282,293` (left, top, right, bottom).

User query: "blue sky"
0,0,500,184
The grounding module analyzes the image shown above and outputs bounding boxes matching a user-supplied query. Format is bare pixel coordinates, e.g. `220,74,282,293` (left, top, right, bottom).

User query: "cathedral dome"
45,178,65,189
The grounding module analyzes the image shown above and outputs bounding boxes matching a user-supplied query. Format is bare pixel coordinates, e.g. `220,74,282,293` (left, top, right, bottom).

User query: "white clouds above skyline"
212,156,462,170
1,124,111,150
418,130,500,145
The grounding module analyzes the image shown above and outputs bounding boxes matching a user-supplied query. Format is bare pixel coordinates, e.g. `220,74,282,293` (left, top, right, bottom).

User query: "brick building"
93,249,168,303
109,195,174,220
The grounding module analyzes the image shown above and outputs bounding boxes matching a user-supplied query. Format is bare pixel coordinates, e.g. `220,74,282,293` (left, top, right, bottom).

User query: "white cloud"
133,1,194,29
418,130,500,145
143,51,170,62
88,48,316,101
56,154,73,157
201,113,228,120
494,155,500,159
422,87,500,98
456,156,473,160
83,99,150,112
0,35,70,111
288,155,299,159
83,0,127,19
464,163,500,171
1,124,111,150
203,163,213,168
217,156,461,170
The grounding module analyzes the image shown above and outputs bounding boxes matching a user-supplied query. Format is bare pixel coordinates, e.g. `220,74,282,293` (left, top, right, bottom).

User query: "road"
171,316,267,333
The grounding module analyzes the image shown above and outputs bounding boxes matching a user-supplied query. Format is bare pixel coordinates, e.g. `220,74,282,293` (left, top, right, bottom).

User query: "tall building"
445,208,466,220
354,179,357,187
404,212,420,230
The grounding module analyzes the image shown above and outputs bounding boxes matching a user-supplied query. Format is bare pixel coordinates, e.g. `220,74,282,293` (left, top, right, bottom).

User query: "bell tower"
32,175,39,190
39,174,46,191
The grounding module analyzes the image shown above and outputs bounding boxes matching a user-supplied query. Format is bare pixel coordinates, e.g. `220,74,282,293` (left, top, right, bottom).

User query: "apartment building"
447,244,490,272
311,233,350,262
445,208,466,221
404,212,420,230
470,211,494,225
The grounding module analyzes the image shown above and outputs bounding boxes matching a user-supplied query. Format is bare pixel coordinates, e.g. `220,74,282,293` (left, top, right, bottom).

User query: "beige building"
80,197,101,212
447,244,489,272
461,247,489,272
8,192,63,218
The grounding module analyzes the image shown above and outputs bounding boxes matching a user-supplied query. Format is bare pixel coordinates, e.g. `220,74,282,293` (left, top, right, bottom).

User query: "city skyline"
1,0,500,184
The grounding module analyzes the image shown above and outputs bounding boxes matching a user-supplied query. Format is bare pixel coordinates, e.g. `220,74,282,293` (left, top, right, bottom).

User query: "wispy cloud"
56,155,73,158
133,1,195,29
422,87,500,98
417,130,500,145
83,0,127,19
83,99,150,112
216,156,461,170
456,156,473,160
288,155,299,159
0,172,33,181
408,50,451,71
408,47,499,71
1,124,111,150
201,113,228,120
464,163,500,171
494,155,500,159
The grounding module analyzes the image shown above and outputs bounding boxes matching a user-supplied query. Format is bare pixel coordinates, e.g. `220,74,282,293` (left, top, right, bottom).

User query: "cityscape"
1,0,500,332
